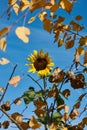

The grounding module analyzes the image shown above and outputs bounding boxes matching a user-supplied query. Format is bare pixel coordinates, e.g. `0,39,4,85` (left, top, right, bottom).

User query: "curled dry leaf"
0,87,5,93
14,98,22,105
0,27,9,37
0,57,10,65
8,76,21,87
2,121,10,129
29,116,41,129
11,112,22,124
28,16,36,24
0,38,7,51
15,26,30,43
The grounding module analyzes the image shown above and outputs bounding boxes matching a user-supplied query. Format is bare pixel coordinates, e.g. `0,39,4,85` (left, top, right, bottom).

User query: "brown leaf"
14,98,22,105
11,112,22,124
59,0,73,13
65,40,74,49
2,121,10,129
58,38,64,47
62,89,70,98
8,0,17,5
73,101,80,109
0,27,9,37
29,116,41,129
20,122,30,130
43,19,53,33
75,15,82,21
39,11,47,21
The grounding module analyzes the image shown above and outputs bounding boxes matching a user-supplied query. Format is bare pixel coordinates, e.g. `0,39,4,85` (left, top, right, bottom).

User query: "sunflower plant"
22,49,87,130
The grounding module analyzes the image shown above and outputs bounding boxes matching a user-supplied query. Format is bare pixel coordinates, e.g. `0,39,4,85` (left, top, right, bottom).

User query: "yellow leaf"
83,51,87,66
77,46,84,55
0,27,9,37
29,116,41,129
0,58,10,65
28,16,36,24
64,105,69,113
8,76,21,87
8,0,17,5
49,122,58,130
13,3,19,15
19,0,30,12
62,127,68,130
15,26,30,43
43,19,53,33
39,11,47,22
59,0,73,13
0,38,6,51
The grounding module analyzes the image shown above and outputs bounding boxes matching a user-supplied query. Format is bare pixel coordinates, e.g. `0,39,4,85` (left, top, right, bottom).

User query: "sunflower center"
34,58,47,71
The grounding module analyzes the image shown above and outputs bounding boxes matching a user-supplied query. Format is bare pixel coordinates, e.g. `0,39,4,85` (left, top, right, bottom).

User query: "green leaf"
56,95,64,106
23,89,36,104
52,112,61,122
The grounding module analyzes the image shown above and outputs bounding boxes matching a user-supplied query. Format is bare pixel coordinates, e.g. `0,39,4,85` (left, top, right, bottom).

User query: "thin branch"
0,64,18,103
27,74,43,90
0,107,23,130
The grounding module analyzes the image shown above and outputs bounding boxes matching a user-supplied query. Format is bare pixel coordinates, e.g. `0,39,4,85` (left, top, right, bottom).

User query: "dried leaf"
20,122,30,130
0,87,5,93
59,0,73,13
73,101,80,109
14,98,22,105
13,3,19,15
83,50,87,66
77,46,84,55
8,76,21,87
58,38,64,47
75,15,82,21
0,57,10,65
70,20,84,31
79,36,87,46
39,11,47,21
15,26,30,43
2,121,10,129
0,38,7,51
65,40,74,49
34,98,46,109
8,0,17,5
64,105,69,113
28,16,36,24
43,19,53,33
0,27,9,37
11,112,22,124
29,116,41,129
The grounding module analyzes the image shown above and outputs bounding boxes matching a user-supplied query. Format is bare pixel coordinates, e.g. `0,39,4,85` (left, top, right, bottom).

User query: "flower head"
26,50,54,77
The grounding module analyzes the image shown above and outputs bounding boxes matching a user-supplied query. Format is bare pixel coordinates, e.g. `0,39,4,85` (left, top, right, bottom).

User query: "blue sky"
0,0,87,130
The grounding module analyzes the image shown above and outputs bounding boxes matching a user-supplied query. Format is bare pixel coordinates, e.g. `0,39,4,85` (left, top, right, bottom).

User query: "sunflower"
26,50,54,77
